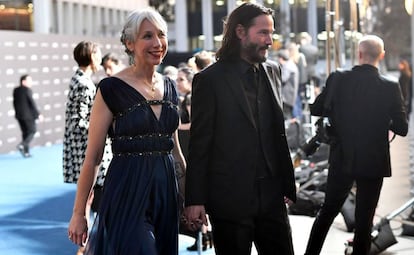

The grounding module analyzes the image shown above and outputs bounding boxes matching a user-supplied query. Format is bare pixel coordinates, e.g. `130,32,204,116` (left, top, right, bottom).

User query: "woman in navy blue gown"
68,7,186,255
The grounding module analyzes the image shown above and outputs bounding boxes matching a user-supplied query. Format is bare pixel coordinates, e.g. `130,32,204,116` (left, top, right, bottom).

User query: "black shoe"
16,144,25,157
186,241,202,251
187,241,208,251
186,232,213,251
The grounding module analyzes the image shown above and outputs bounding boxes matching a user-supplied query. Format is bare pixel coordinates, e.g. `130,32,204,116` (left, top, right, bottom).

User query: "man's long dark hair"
215,3,274,62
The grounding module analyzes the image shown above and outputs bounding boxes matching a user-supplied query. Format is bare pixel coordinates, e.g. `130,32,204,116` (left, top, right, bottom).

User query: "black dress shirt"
239,60,274,179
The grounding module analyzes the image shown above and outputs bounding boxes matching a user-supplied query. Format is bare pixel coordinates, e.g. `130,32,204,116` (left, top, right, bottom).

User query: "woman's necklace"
145,76,158,99
131,67,158,99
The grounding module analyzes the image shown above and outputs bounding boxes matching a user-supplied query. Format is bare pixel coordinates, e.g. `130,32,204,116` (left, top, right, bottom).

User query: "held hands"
184,205,208,232
68,213,88,247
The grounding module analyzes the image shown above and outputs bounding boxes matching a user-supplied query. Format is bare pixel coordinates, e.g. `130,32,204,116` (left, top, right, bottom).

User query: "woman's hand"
68,213,88,247
184,205,208,232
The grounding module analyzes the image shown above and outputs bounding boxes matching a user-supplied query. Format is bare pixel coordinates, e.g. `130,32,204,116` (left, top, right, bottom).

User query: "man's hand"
184,205,208,232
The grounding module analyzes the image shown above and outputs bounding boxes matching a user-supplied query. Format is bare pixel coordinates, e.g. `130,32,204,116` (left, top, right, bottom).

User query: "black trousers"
17,118,36,153
210,178,294,255
304,169,383,255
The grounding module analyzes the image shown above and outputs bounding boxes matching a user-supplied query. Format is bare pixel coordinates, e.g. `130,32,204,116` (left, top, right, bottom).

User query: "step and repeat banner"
0,30,127,154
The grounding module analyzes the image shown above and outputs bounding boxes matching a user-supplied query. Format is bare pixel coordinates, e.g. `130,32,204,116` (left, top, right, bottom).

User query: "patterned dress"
84,76,179,255
62,69,105,185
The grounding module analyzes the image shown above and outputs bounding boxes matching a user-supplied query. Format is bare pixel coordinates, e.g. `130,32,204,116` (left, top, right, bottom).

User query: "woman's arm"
68,89,113,246
172,130,186,169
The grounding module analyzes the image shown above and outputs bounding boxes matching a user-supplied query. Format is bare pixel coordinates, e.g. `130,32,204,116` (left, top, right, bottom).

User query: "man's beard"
243,43,268,63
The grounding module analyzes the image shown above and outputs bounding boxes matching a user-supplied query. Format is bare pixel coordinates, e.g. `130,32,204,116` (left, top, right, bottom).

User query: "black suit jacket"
311,65,408,178
13,86,40,120
185,59,296,220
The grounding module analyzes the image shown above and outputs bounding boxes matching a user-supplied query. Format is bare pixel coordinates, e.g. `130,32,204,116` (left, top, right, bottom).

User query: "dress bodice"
99,76,179,156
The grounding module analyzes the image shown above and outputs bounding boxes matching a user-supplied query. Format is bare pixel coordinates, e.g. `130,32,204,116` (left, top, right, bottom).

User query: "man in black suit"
13,74,41,157
304,35,408,255
184,3,296,255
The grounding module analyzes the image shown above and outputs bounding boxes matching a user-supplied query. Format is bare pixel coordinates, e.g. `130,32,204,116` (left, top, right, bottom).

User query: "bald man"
304,35,408,255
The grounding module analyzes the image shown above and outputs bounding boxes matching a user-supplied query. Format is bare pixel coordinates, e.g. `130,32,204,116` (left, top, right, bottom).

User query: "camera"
297,117,333,158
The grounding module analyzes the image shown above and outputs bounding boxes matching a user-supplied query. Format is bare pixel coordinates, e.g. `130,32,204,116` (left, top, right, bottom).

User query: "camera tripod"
344,197,414,255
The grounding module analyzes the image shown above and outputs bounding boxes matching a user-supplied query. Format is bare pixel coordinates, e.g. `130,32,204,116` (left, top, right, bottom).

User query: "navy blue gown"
84,76,179,255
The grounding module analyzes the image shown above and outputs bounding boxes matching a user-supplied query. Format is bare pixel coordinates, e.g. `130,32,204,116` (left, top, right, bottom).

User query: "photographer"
303,35,408,255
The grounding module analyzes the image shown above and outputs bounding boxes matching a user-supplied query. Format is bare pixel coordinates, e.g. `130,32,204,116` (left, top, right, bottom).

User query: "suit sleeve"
310,72,338,116
310,82,329,116
185,72,216,206
27,89,40,118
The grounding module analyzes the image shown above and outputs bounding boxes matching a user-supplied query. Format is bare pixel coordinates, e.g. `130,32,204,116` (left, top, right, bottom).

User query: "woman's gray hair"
120,7,168,65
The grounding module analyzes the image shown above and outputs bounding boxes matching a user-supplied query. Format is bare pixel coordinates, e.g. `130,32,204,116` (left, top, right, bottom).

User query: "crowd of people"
10,2,411,255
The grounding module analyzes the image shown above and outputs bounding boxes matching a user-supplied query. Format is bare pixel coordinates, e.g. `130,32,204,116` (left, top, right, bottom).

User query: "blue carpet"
0,144,213,255
6,144,413,255
0,145,78,255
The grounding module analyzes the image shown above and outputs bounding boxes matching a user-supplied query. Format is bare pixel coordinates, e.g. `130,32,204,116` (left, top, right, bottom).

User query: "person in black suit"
304,35,408,255
13,74,42,158
184,3,296,255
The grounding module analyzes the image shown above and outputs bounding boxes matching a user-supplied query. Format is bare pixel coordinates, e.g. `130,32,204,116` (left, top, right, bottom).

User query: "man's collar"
238,58,261,73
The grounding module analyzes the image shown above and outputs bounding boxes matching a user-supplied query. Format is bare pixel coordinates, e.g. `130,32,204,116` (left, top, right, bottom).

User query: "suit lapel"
223,65,257,129
262,62,283,109
220,61,283,128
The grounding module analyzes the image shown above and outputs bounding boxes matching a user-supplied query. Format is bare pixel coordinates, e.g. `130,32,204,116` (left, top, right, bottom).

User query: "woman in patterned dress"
62,41,102,184
68,8,186,255
62,41,104,255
